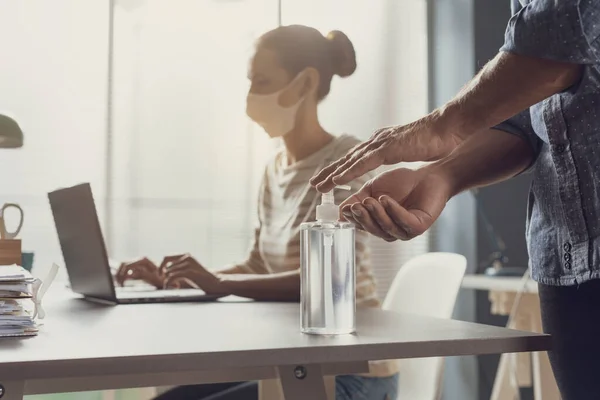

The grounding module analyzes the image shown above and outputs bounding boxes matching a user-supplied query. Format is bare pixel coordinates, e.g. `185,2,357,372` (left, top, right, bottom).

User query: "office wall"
108,0,278,268
0,0,109,278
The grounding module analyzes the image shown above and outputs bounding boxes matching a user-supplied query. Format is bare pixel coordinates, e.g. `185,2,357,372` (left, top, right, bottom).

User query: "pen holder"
0,239,22,265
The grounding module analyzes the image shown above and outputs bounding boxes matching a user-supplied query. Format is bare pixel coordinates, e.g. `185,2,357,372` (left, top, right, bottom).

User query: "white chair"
382,252,467,400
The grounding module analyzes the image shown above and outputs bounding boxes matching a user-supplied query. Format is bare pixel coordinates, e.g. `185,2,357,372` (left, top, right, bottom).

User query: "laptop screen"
48,183,117,302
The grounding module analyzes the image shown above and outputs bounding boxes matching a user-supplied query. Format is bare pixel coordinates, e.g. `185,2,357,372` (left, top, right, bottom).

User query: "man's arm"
311,0,592,191
438,51,582,142
312,52,580,191
429,127,536,197
336,127,537,241
441,0,600,140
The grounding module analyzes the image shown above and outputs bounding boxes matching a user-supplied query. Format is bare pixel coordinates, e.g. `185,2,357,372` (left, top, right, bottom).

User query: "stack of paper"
0,265,38,337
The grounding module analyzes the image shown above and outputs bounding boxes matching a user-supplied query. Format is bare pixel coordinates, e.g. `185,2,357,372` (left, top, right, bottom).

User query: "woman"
117,25,399,400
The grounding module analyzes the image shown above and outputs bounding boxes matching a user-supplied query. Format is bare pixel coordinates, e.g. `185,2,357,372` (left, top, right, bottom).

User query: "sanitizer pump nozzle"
316,185,351,222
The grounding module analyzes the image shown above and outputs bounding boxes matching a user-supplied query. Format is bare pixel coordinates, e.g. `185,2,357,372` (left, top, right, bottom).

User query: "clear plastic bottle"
300,186,356,335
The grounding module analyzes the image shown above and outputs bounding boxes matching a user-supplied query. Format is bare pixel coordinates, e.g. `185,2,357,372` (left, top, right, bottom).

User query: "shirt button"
556,144,566,153
565,261,572,270
564,253,572,262
563,242,572,252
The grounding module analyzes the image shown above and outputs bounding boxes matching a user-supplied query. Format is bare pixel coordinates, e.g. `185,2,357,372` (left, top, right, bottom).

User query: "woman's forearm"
435,51,582,141
219,270,300,301
216,265,247,274
428,128,536,196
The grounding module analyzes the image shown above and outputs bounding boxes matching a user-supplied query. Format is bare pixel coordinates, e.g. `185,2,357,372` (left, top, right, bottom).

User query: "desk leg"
529,307,560,400
278,364,328,400
532,351,560,400
0,381,24,400
490,353,519,400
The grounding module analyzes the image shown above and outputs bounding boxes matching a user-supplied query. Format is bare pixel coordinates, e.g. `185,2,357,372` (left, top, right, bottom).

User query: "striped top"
238,134,398,377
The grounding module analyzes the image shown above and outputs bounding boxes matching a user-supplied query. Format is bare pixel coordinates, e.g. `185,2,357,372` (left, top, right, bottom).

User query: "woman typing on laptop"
116,25,399,400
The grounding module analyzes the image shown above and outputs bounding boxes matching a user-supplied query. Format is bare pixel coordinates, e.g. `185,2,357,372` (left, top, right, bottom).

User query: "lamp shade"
0,114,24,148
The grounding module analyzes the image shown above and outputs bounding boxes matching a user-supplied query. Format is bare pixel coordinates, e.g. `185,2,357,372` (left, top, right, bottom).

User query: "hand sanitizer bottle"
300,186,356,335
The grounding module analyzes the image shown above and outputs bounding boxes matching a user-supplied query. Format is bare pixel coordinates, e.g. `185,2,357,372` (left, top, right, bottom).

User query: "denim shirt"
493,0,600,286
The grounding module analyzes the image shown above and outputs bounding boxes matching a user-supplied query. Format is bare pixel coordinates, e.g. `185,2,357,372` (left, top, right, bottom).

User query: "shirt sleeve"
492,109,543,173
501,0,600,64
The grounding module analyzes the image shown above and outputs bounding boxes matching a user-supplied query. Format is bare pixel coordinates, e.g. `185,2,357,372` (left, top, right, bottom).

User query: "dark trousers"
539,278,600,400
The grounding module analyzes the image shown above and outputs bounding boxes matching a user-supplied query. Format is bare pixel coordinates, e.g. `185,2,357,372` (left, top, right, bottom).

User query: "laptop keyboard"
116,287,207,299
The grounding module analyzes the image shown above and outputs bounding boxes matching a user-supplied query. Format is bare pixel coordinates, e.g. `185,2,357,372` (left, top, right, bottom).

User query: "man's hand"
163,254,229,295
310,115,461,193
339,167,452,241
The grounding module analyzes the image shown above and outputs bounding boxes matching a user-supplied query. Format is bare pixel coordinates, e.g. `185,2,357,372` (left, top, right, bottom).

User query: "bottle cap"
316,185,350,222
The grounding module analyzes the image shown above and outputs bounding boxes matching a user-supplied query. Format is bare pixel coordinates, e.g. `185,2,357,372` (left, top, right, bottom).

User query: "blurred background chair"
383,252,467,400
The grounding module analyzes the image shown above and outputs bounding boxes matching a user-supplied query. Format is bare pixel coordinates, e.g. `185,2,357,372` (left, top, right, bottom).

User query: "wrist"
422,157,465,199
216,273,236,294
434,101,481,143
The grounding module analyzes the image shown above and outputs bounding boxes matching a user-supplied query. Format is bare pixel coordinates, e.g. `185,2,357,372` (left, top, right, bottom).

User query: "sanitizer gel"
300,186,356,335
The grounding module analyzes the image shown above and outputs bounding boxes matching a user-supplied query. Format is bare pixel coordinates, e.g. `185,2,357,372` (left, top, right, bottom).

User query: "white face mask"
246,72,306,138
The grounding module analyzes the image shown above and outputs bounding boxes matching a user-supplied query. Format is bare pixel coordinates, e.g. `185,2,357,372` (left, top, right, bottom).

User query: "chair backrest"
382,252,467,400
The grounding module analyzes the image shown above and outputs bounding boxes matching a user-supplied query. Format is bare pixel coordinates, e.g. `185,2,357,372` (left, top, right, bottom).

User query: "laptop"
48,183,222,304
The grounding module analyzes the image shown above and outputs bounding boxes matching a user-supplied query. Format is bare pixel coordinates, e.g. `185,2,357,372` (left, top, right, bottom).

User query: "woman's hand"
115,254,208,289
339,166,452,242
116,258,164,288
163,254,229,295
310,114,462,193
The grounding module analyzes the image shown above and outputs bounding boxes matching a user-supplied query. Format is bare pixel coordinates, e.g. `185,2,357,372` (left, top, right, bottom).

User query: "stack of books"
0,264,39,337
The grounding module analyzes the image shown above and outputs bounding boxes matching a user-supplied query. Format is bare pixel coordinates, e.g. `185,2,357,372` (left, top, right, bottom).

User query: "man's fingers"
312,140,374,192
332,150,384,186
379,196,424,239
310,160,343,187
310,147,359,190
349,203,396,242
311,126,397,191
329,128,395,188
338,180,373,210
362,198,409,240
340,205,365,230
339,183,374,230
321,147,372,189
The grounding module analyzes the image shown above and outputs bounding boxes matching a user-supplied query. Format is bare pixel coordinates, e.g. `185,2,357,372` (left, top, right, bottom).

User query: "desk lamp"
0,114,24,148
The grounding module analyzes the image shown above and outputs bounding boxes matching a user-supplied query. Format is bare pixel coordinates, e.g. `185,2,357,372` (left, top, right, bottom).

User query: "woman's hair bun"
326,30,357,78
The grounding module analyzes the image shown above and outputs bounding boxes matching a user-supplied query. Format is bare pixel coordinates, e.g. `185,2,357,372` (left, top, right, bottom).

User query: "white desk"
461,274,559,400
0,288,550,400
